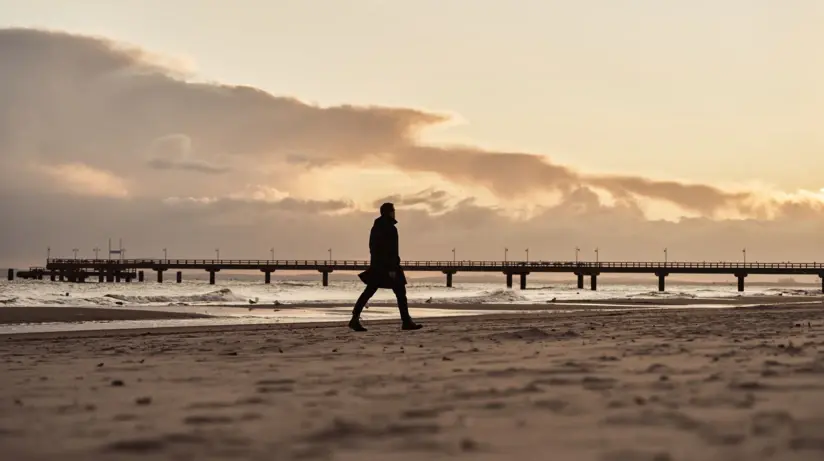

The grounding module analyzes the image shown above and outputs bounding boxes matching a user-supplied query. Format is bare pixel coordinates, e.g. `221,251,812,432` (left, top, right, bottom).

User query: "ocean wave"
762,288,819,296
103,288,246,305
422,288,528,304
629,291,697,298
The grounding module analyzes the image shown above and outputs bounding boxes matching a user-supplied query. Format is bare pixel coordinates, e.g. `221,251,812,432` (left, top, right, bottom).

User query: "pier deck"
11,259,824,292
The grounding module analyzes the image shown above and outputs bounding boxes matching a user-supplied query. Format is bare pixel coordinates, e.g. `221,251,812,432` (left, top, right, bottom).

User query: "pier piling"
176,271,182,283
263,270,272,284
321,271,329,287
7,269,13,281
138,271,144,282
444,271,454,287
736,273,747,292
656,272,668,292
576,273,584,290
505,273,513,289
590,274,598,291
520,273,527,290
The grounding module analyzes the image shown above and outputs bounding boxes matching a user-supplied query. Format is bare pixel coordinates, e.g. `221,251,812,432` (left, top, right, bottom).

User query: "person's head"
379,202,395,219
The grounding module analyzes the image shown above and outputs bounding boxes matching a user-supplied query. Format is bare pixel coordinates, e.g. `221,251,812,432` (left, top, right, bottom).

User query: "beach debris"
111,379,124,387
460,438,479,452
249,297,258,305
135,397,152,406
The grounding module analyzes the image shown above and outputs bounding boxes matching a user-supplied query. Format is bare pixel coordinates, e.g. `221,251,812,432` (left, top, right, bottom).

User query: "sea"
1,278,821,335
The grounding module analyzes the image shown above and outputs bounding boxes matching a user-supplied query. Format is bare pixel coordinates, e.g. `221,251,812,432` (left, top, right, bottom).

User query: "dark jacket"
358,216,407,288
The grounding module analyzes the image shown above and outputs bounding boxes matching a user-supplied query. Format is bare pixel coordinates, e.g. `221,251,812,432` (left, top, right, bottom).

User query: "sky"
1,1,823,268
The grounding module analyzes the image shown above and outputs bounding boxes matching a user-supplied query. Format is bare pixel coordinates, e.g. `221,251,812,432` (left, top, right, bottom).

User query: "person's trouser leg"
352,284,379,318
392,284,412,322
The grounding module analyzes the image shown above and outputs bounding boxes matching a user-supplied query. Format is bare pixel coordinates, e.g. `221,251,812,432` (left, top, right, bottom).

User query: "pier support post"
520,273,527,290
444,271,454,287
264,271,271,284
736,273,747,292
176,271,182,283
590,274,597,291
97,273,103,283
52,273,57,282
59,273,65,282
7,269,13,281
820,273,824,293
208,270,217,285
321,271,329,287
138,271,144,282
576,273,584,289
506,273,513,289
124,273,131,283
656,272,668,292
106,272,114,283
155,270,165,283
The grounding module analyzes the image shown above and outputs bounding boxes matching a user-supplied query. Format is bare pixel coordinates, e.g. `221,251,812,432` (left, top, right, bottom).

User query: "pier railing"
14,258,824,292
43,258,824,270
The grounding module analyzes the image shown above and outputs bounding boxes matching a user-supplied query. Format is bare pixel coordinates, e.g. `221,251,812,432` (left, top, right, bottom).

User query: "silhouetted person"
349,203,422,332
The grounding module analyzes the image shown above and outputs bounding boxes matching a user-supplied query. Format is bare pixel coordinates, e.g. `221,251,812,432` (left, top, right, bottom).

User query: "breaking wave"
422,288,528,304
103,288,246,305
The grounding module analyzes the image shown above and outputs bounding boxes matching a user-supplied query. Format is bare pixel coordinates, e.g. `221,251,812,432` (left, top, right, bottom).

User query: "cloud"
2,28,824,269
373,188,452,213
37,163,129,198
0,27,786,218
2,189,823,270
146,134,230,174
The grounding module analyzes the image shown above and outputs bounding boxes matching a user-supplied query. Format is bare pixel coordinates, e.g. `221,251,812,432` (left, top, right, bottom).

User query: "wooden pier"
11,259,824,292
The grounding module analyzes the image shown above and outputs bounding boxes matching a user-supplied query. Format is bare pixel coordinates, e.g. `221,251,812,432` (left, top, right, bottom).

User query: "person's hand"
388,271,396,279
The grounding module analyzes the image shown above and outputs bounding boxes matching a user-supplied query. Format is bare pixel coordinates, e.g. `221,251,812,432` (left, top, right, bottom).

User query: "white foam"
1,279,821,309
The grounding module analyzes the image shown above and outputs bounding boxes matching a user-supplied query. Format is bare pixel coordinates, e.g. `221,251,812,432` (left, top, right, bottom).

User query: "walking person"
349,203,422,332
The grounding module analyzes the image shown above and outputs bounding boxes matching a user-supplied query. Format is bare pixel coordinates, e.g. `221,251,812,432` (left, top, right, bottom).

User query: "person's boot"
401,319,422,331
348,317,367,332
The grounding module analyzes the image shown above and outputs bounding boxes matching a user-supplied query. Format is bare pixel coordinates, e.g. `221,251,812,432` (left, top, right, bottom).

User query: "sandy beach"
1,303,823,460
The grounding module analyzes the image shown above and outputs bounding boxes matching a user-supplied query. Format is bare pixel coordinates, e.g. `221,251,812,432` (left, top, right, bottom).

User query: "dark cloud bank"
1,28,822,268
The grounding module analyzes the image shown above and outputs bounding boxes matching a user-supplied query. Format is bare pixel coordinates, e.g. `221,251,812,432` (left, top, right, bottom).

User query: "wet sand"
1,295,822,327
2,304,824,460
0,306,212,325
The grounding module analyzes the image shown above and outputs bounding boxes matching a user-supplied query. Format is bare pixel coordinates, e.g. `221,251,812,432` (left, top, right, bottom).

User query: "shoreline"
1,297,822,338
